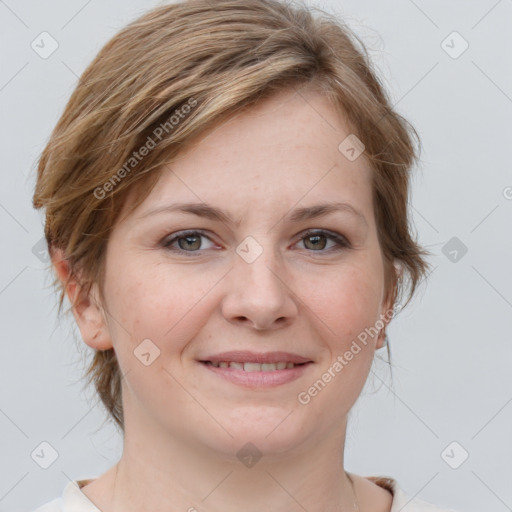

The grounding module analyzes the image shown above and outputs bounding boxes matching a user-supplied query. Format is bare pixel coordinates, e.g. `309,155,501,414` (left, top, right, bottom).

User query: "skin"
53,84,395,512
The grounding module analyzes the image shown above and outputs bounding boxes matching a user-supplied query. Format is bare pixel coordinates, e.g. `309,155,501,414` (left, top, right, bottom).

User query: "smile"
199,360,313,388
203,361,306,371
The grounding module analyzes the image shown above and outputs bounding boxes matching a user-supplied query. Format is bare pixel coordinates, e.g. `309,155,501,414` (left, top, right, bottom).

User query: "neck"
90,410,359,512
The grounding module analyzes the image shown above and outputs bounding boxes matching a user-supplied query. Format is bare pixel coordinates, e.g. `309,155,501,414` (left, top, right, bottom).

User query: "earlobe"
375,326,386,350
375,262,400,350
51,247,113,351
375,298,394,350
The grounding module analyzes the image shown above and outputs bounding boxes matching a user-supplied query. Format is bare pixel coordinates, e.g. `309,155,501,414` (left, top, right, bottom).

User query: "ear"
375,260,402,350
375,320,389,350
51,247,113,351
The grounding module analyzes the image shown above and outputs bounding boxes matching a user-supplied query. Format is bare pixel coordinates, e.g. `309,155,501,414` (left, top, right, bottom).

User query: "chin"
202,410,312,459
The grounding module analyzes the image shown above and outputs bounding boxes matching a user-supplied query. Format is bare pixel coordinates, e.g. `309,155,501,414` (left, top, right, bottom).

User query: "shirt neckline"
66,475,404,511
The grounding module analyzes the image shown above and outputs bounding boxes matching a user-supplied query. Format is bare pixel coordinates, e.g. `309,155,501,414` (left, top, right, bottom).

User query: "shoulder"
365,475,461,512
30,497,62,512
31,477,100,512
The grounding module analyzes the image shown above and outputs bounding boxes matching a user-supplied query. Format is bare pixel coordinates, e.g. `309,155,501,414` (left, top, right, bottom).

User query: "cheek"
305,261,384,343
103,255,220,352
293,267,384,424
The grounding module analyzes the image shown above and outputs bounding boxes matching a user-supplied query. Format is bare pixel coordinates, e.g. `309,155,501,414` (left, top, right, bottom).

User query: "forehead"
123,86,374,224
176,85,369,172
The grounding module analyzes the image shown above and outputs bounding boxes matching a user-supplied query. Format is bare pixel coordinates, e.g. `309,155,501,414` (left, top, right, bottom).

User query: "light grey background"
1,1,511,511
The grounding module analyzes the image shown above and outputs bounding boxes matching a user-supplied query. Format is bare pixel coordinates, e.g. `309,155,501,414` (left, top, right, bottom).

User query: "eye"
295,229,350,252
162,230,217,254
161,228,350,256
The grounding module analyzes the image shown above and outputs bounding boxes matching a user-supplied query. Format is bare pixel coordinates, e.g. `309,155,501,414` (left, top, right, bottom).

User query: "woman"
32,0,459,510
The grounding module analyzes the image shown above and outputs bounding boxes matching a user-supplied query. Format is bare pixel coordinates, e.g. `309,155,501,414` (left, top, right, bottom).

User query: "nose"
221,242,299,331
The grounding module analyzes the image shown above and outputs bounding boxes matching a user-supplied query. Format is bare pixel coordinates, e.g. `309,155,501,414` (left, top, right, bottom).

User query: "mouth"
197,355,314,388
200,360,309,371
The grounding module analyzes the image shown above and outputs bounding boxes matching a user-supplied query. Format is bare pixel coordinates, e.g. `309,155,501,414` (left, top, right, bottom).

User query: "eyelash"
161,229,350,256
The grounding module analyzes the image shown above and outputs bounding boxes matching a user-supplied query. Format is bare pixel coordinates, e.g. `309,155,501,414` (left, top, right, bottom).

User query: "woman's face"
87,86,393,457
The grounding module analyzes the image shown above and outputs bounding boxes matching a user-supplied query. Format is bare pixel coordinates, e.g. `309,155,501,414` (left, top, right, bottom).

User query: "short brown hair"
33,0,431,433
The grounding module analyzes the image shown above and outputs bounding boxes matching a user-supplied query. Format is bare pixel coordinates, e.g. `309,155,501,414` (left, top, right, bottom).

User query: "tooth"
243,362,262,372
214,361,298,371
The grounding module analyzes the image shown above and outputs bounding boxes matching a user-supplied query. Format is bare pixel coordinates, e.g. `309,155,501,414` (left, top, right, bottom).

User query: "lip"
199,360,313,388
199,350,313,364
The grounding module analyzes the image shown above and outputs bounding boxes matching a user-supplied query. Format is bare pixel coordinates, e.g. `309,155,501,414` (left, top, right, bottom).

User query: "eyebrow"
137,201,368,227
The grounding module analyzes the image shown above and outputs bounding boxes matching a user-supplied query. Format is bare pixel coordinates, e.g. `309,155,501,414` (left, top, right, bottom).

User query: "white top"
32,475,459,511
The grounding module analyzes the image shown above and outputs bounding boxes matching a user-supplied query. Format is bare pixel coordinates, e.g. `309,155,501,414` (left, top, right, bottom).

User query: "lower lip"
199,361,313,388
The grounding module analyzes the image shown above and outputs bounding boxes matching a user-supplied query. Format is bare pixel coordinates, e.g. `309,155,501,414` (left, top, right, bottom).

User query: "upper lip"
199,351,313,364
